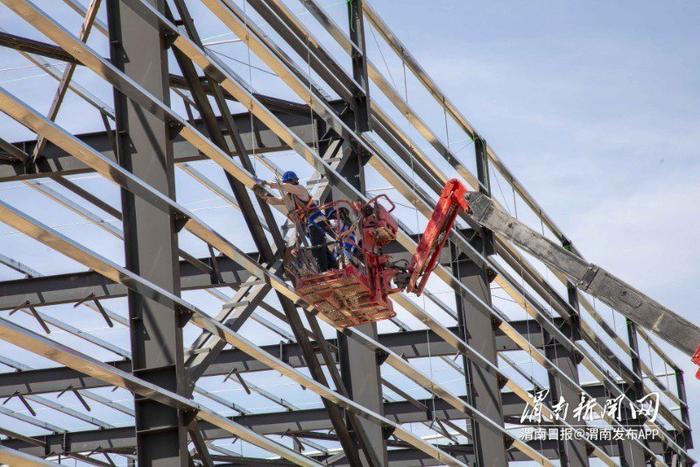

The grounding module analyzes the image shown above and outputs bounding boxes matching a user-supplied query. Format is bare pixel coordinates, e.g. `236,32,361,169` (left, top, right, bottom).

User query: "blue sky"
0,0,698,463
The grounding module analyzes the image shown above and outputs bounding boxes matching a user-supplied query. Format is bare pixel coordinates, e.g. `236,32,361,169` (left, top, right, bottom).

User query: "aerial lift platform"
285,180,700,377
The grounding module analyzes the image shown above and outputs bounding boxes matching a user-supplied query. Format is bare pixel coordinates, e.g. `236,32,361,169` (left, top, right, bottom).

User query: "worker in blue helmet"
254,171,337,272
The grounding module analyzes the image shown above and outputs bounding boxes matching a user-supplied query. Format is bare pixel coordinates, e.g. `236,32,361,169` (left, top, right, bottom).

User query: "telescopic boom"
407,180,700,378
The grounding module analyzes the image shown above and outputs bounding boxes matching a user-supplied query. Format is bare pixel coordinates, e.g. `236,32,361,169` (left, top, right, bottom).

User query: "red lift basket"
295,264,395,328
407,179,470,295
292,196,399,328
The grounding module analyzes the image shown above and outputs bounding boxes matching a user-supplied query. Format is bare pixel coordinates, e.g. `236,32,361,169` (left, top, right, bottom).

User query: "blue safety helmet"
282,171,299,183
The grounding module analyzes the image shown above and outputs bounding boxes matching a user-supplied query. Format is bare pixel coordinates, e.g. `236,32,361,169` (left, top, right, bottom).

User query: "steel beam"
1,385,619,456
0,255,253,310
347,0,371,132
545,258,588,466
29,0,101,162
0,446,57,466
107,0,187,464
0,319,552,398
0,229,460,312
211,436,671,467
619,320,649,467
449,141,504,466
167,2,275,267
0,31,78,63
331,438,671,467
0,110,313,182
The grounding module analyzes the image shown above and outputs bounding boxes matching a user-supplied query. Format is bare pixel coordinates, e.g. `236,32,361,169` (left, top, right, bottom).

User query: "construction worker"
254,171,337,272
325,206,358,267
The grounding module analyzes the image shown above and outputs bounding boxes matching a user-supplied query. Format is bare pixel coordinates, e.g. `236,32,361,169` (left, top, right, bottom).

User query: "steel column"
451,138,506,466
332,141,387,466
674,367,693,453
543,256,589,466
451,242,507,467
107,1,187,464
543,339,589,467
619,320,648,467
347,0,371,132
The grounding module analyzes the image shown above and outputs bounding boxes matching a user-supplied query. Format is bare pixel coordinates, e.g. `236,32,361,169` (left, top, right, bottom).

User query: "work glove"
252,183,267,198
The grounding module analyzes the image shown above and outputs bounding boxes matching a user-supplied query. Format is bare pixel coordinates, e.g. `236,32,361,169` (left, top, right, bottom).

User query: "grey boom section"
468,191,700,357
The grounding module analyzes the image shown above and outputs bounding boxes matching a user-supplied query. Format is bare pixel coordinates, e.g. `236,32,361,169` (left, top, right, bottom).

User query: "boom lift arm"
287,178,700,377
406,180,700,378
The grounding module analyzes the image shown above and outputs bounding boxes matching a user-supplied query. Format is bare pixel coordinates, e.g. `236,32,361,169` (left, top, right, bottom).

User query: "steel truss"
0,0,693,466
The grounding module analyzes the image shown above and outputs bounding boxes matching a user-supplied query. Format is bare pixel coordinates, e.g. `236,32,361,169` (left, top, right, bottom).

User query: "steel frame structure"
0,0,694,466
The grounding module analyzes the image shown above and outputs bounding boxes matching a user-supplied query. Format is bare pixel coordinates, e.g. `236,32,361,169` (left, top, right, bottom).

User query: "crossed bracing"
0,0,693,466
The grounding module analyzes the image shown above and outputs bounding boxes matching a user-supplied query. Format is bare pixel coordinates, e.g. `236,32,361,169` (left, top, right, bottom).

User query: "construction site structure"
0,0,695,466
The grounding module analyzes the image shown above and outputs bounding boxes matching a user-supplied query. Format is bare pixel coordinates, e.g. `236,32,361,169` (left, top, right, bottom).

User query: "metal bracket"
292,435,304,453
10,301,50,334
375,348,389,366
202,64,226,84
181,408,199,427
57,386,91,412
160,28,179,49
61,432,69,456
503,434,515,450
485,266,498,283
173,211,190,233
223,368,251,395
3,390,36,417
166,119,184,141
176,304,193,328
91,299,114,328
207,245,224,285
8,300,29,316
74,293,114,328
490,314,503,329
102,452,116,466
577,264,599,290
28,304,50,334
496,374,509,389
381,424,396,440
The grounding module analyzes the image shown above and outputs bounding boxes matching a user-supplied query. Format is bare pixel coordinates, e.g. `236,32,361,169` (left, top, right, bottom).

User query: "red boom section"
407,179,470,295
693,345,700,379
